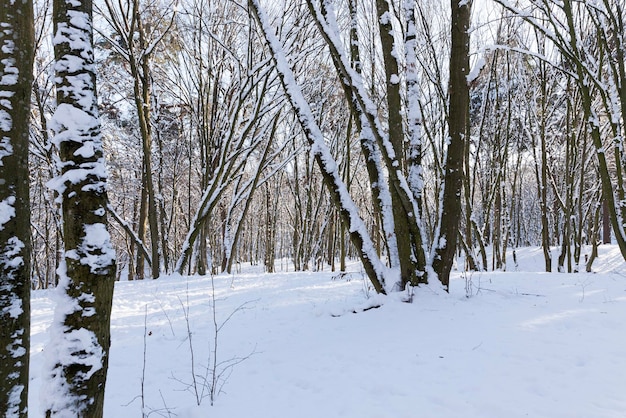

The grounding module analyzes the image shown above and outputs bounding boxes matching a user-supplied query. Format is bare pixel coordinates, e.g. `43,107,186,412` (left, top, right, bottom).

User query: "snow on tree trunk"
326,0,399,272
42,0,116,415
249,0,388,294
308,0,428,287
405,0,424,218
403,0,430,285
374,0,421,288
0,0,33,415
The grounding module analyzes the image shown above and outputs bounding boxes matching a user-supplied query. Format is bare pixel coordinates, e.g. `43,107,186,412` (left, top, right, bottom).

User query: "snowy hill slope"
29,246,626,417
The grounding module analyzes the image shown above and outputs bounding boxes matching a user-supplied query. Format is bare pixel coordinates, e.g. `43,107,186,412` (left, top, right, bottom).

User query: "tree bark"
375,0,421,288
44,0,116,414
0,0,33,414
432,0,472,290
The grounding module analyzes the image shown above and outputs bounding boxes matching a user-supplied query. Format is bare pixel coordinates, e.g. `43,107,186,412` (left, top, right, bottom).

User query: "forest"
2,0,626,415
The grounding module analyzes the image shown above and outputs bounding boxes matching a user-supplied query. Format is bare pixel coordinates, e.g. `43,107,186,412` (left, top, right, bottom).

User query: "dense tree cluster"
2,0,626,414
25,0,626,290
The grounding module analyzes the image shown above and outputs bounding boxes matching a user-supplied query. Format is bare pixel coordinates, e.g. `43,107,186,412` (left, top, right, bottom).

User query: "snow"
379,11,391,26
1,37,15,55
0,53,16,166
80,223,116,274
3,297,23,319
7,384,24,417
73,140,95,158
0,58,18,87
40,256,106,417
50,103,100,147
27,245,626,417
0,195,16,229
0,236,25,270
53,10,93,61
0,110,13,131
467,55,486,83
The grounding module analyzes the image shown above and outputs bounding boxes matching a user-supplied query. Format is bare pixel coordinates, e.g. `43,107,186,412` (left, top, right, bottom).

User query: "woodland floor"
29,245,626,417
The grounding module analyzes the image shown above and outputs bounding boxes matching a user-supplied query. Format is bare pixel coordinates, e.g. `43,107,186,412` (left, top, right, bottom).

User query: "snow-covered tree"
249,0,388,294
494,0,626,264
0,0,34,414
42,0,116,414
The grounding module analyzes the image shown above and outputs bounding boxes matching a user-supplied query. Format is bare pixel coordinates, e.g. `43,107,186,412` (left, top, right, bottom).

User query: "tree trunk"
375,0,419,288
531,57,552,273
602,198,611,244
131,13,161,280
432,0,472,290
587,199,601,272
135,164,148,279
264,185,276,273
250,0,387,293
0,0,33,414
311,0,427,287
44,0,116,414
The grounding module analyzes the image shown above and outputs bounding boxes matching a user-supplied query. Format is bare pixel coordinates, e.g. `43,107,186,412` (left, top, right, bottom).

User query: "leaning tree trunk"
43,0,116,414
310,0,428,287
250,0,387,294
0,0,33,414
432,0,472,290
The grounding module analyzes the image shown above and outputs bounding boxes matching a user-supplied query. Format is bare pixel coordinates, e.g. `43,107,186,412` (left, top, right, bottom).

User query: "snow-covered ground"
28,246,626,417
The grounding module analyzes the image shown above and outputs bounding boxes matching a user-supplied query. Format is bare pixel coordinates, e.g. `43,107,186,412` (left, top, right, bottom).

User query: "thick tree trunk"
432,0,472,290
375,0,419,288
44,0,116,414
0,0,33,414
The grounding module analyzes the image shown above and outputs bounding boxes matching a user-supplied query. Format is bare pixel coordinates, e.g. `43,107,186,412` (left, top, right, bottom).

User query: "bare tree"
494,0,626,262
172,0,283,275
97,0,177,280
249,0,388,294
